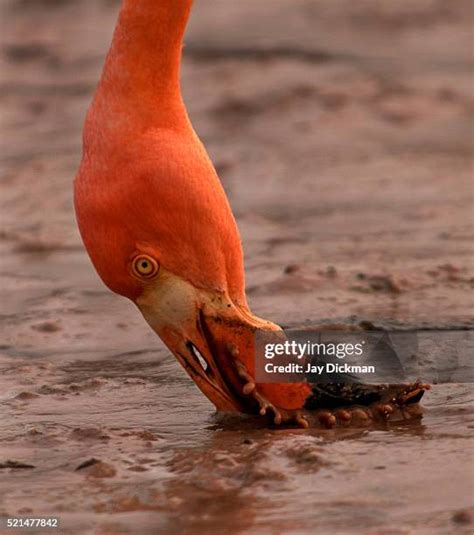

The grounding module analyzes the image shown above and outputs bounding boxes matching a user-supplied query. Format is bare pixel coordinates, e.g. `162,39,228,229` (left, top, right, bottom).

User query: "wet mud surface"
1,1,473,533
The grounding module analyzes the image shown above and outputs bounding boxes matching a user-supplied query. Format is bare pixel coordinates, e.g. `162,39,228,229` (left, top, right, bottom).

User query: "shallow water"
1,0,473,533
1,347,473,534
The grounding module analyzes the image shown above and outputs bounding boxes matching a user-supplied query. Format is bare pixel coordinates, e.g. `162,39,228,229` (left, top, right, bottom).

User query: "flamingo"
74,0,426,428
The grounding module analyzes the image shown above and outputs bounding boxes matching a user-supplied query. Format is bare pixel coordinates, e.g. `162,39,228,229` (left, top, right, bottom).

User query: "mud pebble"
352,408,370,423
359,320,377,330
31,321,61,333
15,391,39,400
318,411,336,428
452,509,472,525
335,409,352,422
284,264,301,274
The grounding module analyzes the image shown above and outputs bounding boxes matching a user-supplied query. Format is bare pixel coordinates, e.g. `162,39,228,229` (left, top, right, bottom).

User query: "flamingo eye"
131,255,160,279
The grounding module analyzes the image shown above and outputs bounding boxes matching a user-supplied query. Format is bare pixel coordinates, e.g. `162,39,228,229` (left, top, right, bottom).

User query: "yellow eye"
131,255,160,279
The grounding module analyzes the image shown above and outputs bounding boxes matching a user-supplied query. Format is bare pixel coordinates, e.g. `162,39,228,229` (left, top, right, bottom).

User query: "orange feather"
75,0,246,304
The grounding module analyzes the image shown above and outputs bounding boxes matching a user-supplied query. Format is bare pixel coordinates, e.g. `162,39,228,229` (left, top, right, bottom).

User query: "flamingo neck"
89,0,193,136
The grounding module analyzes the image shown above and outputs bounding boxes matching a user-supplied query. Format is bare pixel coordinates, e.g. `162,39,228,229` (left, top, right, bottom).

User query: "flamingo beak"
136,270,282,413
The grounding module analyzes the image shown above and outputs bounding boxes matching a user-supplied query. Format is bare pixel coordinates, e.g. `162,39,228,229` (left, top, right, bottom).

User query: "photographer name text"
263,340,376,376
264,362,376,375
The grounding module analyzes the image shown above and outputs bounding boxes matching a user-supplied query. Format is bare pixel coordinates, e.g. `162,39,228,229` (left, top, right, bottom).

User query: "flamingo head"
74,131,308,413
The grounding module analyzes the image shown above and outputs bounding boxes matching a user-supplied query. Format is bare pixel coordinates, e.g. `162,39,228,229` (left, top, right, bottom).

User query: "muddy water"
1,0,473,534
1,350,473,534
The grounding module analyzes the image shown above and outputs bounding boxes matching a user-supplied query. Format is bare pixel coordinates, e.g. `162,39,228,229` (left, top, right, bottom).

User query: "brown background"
1,1,473,534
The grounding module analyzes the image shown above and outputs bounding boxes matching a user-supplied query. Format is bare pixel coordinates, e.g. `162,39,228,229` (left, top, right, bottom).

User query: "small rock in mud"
15,391,39,400
284,264,301,274
0,460,35,469
75,458,116,478
358,320,378,330
31,321,61,332
452,509,473,525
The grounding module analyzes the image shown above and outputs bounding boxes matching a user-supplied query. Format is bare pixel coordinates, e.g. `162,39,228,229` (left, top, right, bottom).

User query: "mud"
1,1,473,534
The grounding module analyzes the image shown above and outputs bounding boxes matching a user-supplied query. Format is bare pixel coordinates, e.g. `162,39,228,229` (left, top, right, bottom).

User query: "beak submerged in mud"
176,312,252,413
135,270,285,413
135,270,429,428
